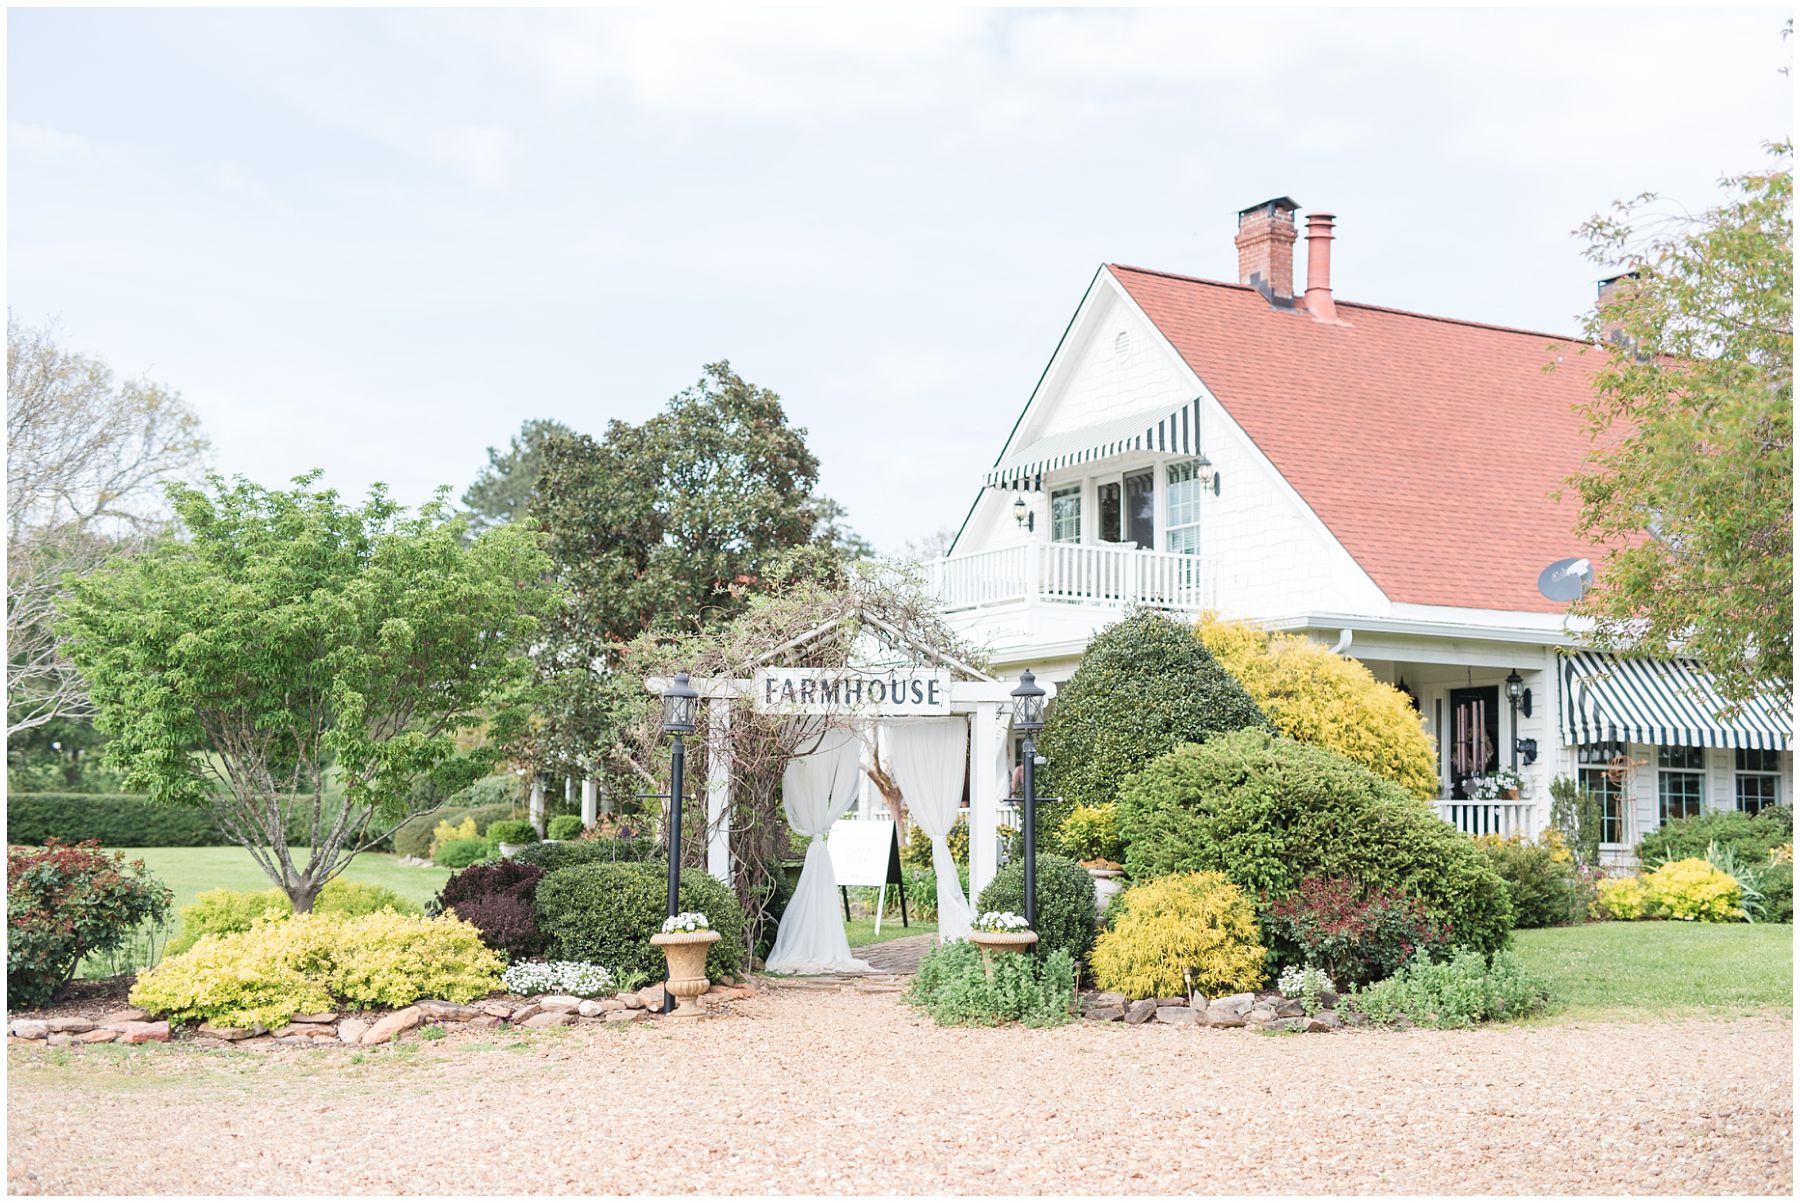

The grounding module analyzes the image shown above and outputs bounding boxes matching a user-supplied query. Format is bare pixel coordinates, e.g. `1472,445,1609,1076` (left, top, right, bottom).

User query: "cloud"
429,123,515,189
9,121,90,158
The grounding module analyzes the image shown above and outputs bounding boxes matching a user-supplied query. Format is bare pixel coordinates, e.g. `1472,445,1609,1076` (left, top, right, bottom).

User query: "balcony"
925,542,1217,614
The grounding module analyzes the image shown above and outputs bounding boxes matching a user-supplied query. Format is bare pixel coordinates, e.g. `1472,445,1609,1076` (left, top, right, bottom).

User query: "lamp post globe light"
1011,669,1047,935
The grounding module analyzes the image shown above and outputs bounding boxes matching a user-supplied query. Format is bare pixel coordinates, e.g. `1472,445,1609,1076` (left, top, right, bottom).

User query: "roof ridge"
1106,262,1597,347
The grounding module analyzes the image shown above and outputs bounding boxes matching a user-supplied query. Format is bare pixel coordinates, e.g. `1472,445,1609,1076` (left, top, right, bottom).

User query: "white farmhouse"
925,197,1791,860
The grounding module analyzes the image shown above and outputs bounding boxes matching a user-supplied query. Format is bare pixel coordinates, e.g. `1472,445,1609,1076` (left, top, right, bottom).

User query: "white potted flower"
649,912,721,1020
968,910,1037,973
1489,768,1524,800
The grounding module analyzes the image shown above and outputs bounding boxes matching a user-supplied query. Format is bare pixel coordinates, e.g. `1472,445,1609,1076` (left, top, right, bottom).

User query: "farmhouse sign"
752,667,952,716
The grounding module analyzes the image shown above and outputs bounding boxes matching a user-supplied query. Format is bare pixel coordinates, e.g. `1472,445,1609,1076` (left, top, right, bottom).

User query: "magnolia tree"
1568,143,1793,708
588,549,988,950
58,474,556,910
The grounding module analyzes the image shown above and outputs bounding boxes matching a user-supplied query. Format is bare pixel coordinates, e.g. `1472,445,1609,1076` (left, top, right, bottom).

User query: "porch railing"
1433,799,1536,840
924,542,1215,613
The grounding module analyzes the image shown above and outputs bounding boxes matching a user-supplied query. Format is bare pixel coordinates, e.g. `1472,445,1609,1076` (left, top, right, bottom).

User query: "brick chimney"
1596,272,1638,347
1302,212,1340,323
1235,197,1299,305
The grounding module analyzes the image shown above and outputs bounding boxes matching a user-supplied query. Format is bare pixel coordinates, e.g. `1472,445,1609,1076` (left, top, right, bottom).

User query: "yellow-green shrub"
1057,803,1125,865
1089,872,1266,999
430,816,479,860
165,880,419,955
131,911,503,1029
1593,874,1651,920
1196,614,1438,799
1644,857,1743,922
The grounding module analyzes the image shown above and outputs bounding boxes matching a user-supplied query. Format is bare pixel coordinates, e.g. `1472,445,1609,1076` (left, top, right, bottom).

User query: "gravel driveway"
7,989,1791,1195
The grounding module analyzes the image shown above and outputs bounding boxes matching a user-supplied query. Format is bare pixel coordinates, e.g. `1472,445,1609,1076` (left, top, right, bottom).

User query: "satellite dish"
1537,557,1593,602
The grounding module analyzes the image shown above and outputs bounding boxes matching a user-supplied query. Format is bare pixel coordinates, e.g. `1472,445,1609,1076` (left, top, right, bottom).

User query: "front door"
1448,686,1499,800
1124,470,1155,549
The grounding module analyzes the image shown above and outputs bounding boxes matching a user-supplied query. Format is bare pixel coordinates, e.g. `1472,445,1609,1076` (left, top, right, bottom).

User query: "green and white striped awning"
1559,651,1792,752
985,398,1202,490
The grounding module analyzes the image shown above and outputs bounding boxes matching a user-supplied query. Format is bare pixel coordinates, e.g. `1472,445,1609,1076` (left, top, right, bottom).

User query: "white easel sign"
754,667,952,716
826,818,908,936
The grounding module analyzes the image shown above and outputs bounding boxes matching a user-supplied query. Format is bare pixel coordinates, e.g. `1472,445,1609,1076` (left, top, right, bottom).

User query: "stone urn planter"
650,930,721,1019
968,930,1037,976
497,842,528,859
1085,864,1125,915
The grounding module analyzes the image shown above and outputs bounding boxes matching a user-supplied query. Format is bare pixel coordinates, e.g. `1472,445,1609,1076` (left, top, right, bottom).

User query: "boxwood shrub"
547,815,587,842
975,852,1097,965
1036,609,1270,840
392,799,521,860
1115,728,1513,954
487,819,539,846
1636,805,1792,868
512,835,657,873
533,861,747,984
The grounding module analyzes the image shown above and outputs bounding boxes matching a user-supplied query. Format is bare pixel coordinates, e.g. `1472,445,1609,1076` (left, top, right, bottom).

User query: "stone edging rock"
9,982,758,1051
1081,988,1365,1033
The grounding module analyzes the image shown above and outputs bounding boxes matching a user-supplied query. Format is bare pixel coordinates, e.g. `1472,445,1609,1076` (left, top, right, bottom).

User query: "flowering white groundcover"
973,910,1030,934
502,960,616,998
662,911,712,934
1278,964,1336,1001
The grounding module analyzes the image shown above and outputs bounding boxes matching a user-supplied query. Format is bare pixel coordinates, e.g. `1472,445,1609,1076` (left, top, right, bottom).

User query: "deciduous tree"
6,316,209,736
58,474,555,910
1567,144,1792,707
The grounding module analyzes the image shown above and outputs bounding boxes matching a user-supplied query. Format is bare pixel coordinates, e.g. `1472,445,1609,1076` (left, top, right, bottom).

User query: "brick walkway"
856,932,936,975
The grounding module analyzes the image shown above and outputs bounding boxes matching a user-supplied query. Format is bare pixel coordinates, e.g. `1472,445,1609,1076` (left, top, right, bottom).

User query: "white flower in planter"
973,911,1030,934
661,911,712,934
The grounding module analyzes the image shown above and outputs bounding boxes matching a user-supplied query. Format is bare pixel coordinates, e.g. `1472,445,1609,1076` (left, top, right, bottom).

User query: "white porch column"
705,700,733,884
528,780,546,838
580,779,598,829
969,701,1008,899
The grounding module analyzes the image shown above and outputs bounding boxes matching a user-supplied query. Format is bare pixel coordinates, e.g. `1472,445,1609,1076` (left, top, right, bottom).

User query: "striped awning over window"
985,398,1202,490
1559,651,1793,752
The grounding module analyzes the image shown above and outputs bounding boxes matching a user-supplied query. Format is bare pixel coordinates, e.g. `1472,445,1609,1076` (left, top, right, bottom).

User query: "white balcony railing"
925,542,1216,614
1433,799,1536,840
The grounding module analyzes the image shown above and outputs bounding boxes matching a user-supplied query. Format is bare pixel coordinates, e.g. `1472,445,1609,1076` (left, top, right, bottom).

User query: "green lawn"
1513,921,1793,1019
120,846,452,916
843,915,928,948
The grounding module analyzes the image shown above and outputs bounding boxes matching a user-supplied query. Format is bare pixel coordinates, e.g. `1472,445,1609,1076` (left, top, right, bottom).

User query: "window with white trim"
1735,748,1781,814
1577,740,1627,845
1050,486,1081,544
1165,460,1202,555
1657,745,1705,822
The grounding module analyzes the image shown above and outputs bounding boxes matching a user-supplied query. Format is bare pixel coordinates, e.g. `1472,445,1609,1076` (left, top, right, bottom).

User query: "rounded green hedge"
976,852,1097,965
1037,609,1270,841
1115,728,1514,954
533,861,747,984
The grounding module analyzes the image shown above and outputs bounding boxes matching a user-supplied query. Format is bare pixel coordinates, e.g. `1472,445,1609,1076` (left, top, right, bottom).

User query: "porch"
924,541,1217,614
1432,798,1536,840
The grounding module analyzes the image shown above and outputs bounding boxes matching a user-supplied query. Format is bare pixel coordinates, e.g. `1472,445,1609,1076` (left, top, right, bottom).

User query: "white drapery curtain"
883,717,975,941
764,725,873,975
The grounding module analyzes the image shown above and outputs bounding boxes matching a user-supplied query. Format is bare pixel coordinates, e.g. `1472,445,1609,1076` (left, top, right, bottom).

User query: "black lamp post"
1505,670,1524,771
1011,669,1047,935
659,672,699,1014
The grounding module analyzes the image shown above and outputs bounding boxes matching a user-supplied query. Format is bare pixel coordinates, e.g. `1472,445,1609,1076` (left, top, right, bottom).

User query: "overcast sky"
8,6,1791,554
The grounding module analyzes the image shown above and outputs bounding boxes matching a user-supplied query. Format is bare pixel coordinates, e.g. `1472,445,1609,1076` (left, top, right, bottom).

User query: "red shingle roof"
1109,264,1613,614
